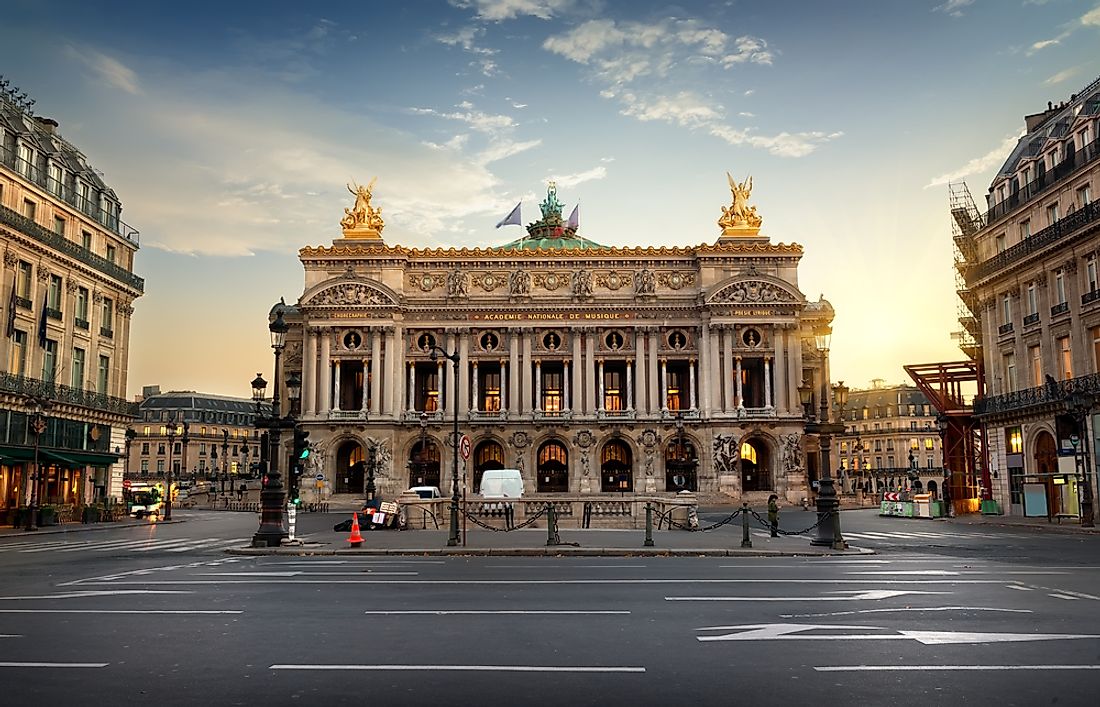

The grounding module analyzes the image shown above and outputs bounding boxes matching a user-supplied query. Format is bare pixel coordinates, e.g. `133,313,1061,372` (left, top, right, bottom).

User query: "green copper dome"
497,182,604,250
499,234,605,251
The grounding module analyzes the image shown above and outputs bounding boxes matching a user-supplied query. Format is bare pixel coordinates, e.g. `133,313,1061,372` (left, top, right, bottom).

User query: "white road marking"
1007,585,1034,591
780,606,1033,618
484,564,648,569
363,610,630,615
269,664,645,673
0,662,108,668
1049,594,1079,600
694,624,1100,645
76,578,1016,586
0,609,242,614
0,590,190,600
816,665,1100,672
847,570,961,576
0,634,21,638
668,589,947,602
1018,584,1100,601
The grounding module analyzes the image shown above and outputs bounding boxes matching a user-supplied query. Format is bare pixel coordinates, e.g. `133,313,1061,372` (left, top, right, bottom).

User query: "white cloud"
1044,67,1077,84
451,0,576,21
435,25,500,76
540,17,831,156
1028,3,1100,55
546,165,608,188
933,0,974,17
66,46,140,94
924,132,1024,189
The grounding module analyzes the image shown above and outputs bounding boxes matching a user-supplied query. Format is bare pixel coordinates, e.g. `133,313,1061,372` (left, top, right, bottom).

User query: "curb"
0,518,185,538
226,545,874,557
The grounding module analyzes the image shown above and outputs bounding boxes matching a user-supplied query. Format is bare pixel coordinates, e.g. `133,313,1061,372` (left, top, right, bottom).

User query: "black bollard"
546,503,558,546
644,503,654,547
741,502,752,548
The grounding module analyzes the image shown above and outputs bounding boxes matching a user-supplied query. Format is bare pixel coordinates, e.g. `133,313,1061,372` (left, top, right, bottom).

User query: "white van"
479,469,524,498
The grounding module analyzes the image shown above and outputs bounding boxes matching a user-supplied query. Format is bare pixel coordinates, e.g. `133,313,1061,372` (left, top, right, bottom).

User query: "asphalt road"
1,510,1099,705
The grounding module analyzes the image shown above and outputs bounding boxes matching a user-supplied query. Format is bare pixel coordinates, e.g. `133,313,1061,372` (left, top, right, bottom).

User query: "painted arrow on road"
695,623,1100,645
667,589,948,602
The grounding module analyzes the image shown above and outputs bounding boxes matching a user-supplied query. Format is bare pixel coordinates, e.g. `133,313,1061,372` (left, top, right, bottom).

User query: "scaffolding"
949,182,983,361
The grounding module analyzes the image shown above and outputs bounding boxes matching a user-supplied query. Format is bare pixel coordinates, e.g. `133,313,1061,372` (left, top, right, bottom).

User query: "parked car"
479,469,523,498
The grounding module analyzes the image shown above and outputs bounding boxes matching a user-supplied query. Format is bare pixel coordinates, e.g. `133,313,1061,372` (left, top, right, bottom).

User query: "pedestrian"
767,494,779,537
237,483,245,502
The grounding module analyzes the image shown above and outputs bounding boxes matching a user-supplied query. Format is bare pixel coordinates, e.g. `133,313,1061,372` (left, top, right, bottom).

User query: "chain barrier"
461,505,547,532
748,508,834,536
655,506,742,532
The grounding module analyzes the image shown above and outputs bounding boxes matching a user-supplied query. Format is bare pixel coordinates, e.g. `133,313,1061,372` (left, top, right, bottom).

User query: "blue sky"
2,0,1098,398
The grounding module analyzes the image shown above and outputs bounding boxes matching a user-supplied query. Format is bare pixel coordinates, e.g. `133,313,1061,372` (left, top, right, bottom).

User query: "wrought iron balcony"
1051,301,1070,317
998,322,1014,336
1084,289,1100,306
968,200,1100,285
973,372,1100,418
0,204,144,293
0,371,138,417
984,135,1100,226
1023,312,1040,327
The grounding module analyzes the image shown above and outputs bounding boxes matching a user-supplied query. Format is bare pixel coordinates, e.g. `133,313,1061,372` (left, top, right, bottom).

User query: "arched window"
537,440,568,492
473,440,504,493
600,440,632,492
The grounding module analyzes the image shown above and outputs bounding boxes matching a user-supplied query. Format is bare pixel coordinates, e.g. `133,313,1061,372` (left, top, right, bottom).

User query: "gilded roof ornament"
718,172,763,237
340,178,385,239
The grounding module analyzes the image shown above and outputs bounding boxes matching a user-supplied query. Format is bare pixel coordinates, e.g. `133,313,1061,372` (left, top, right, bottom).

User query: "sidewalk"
938,511,1100,535
0,516,183,538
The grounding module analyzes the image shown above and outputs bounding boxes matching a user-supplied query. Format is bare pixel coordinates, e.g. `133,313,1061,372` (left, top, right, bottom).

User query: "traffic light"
293,427,311,462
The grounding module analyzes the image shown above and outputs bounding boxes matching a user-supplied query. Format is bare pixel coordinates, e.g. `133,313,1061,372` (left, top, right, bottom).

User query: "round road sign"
459,434,471,461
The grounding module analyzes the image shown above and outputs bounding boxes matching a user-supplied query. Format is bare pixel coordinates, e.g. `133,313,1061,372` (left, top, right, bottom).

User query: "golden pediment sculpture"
340,178,385,238
718,172,763,236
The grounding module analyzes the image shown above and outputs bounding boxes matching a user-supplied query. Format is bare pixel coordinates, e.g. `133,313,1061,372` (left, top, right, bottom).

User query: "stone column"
500,359,508,412
371,328,382,414
634,328,647,415
564,360,571,412
332,359,342,412
534,360,542,412
647,329,659,414
660,358,668,413
722,328,734,412
521,330,533,415
361,356,370,413
699,324,711,415
764,355,773,410
571,332,583,414
773,325,786,415
689,358,697,411
458,330,470,416
303,328,317,416
472,361,480,412
436,359,445,412
598,359,606,412
385,326,399,416
735,355,743,410
509,329,520,415
585,330,596,413
320,332,332,414
626,361,634,411
791,326,804,412
407,361,415,413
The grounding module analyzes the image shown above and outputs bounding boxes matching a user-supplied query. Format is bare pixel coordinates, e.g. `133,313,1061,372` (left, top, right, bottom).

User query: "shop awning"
41,450,121,468
0,446,37,462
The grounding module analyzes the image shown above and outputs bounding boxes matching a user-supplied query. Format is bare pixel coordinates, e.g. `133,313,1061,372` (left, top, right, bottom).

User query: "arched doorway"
1034,431,1057,474
473,440,504,494
739,439,772,492
537,440,569,492
600,439,633,493
407,438,441,489
335,441,364,494
665,435,697,491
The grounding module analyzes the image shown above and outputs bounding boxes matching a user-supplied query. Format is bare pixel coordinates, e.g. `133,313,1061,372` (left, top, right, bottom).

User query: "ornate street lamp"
221,429,230,496
124,427,137,479
251,304,293,547
798,373,848,550
24,398,52,531
428,345,462,547
1066,390,1095,528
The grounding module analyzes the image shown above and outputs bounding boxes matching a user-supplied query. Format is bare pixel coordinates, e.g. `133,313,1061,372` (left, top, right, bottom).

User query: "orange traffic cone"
347,513,364,548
